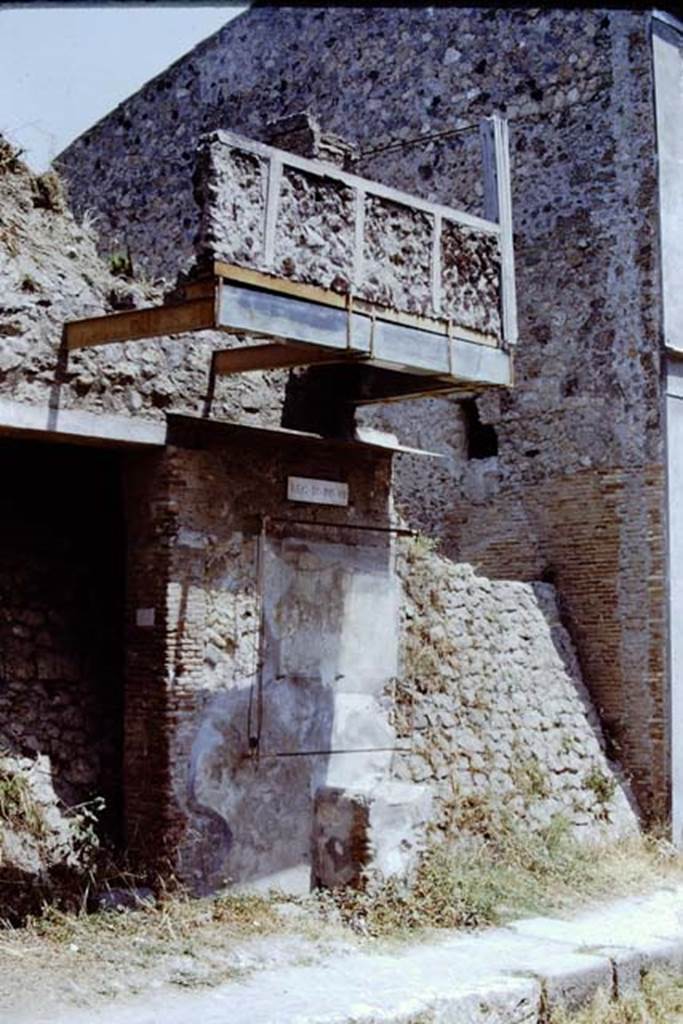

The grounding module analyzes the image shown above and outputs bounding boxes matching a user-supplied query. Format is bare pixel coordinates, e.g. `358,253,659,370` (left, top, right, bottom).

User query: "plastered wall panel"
653,26,683,351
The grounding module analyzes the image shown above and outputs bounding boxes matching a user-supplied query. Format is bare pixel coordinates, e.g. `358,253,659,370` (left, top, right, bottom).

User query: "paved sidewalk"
23,885,683,1024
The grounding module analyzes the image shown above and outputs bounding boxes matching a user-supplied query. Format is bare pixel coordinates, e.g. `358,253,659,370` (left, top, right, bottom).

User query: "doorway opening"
0,438,126,845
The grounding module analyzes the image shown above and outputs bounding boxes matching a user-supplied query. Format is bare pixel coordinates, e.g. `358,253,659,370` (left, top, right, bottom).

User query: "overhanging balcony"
65,118,516,404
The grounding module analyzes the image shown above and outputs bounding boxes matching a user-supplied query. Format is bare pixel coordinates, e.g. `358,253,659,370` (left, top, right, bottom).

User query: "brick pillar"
122,450,178,874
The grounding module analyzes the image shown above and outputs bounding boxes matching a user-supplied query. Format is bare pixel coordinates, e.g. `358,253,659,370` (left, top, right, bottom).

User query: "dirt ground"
0,893,361,1023
4,832,683,1023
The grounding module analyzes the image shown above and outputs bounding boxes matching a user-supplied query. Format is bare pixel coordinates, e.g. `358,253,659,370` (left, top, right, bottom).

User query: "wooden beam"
431,211,443,316
352,384,475,405
351,373,477,405
344,365,468,406
171,279,218,302
64,296,217,350
353,188,366,290
213,342,364,375
218,281,511,384
214,260,349,310
263,157,283,266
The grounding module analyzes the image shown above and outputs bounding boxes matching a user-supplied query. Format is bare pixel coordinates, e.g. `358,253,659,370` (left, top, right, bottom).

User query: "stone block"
312,782,432,890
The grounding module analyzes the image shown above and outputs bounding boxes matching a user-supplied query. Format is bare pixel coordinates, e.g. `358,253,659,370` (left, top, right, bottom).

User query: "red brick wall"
122,451,177,870
446,462,668,821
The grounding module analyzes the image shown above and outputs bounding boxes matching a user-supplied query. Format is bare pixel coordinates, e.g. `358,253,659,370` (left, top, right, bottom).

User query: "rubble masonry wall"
55,7,668,818
122,437,636,891
0,441,124,835
395,538,638,841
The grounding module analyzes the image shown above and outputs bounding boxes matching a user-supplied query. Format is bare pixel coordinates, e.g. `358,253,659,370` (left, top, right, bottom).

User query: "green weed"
0,764,45,838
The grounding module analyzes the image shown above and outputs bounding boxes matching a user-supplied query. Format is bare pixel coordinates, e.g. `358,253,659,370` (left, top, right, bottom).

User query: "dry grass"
0,886,325,1009
21,886,280,962
0,767,44,838
325,812,683,938
2,808,683,1012
551,972,683,1023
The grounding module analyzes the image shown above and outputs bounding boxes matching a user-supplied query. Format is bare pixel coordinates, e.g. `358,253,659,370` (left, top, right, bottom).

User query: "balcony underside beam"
212,342,363,375
63,269,512,400
216,281,511,388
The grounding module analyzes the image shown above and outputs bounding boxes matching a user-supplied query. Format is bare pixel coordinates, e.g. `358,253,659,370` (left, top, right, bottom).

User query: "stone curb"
29,885,683,1024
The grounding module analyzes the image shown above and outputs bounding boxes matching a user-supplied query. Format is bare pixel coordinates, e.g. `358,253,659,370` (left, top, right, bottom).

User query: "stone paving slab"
29,885,683,1024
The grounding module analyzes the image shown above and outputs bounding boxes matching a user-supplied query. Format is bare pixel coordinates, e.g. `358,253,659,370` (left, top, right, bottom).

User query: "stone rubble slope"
33,883,683,1024
0,138,285,428
0,751,99,919
394,540,638,840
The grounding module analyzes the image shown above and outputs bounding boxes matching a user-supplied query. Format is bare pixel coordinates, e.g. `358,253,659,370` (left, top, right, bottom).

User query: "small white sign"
287,476,349,507
136,608,156,628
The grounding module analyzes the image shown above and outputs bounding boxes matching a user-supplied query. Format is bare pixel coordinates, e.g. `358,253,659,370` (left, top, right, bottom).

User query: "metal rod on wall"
266,516,418,536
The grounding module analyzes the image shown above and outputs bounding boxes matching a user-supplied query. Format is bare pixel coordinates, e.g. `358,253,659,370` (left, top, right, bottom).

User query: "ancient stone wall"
122,425,398,890
122,430,637,892
53,8,670,821
0,440,125,837
394,538,638,840
0,144,288,430
193,130,503,336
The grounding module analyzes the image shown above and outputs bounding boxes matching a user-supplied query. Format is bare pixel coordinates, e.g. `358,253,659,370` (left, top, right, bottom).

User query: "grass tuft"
0,764,45,838
584,765,618,807
551,971,683,1023
321,807,683,939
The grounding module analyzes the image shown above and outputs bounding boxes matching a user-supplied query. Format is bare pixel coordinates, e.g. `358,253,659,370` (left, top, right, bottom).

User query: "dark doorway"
463,398,498,460
0,438,126,844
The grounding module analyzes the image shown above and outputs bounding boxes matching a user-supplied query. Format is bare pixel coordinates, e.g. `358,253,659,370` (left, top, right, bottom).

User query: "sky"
0,4,248,171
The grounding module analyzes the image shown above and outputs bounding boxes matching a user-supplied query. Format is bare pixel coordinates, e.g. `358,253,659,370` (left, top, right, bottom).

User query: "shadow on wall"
180,524,399,894
532,580,641,824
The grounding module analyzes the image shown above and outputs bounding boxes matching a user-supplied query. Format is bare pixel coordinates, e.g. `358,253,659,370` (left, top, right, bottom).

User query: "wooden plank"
172,278,218,301
480,118,499,223
349,367,478,405
213,343,363,375
353,384,475,405
431,212,442,316
368,333,512,387
218,280,511,384
352,299,498,348
214,261,348,310
449,335,511,385
353,188,366,290
371,319,448,375
494,116,518,347
64,296,217,350
218,281,373,353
